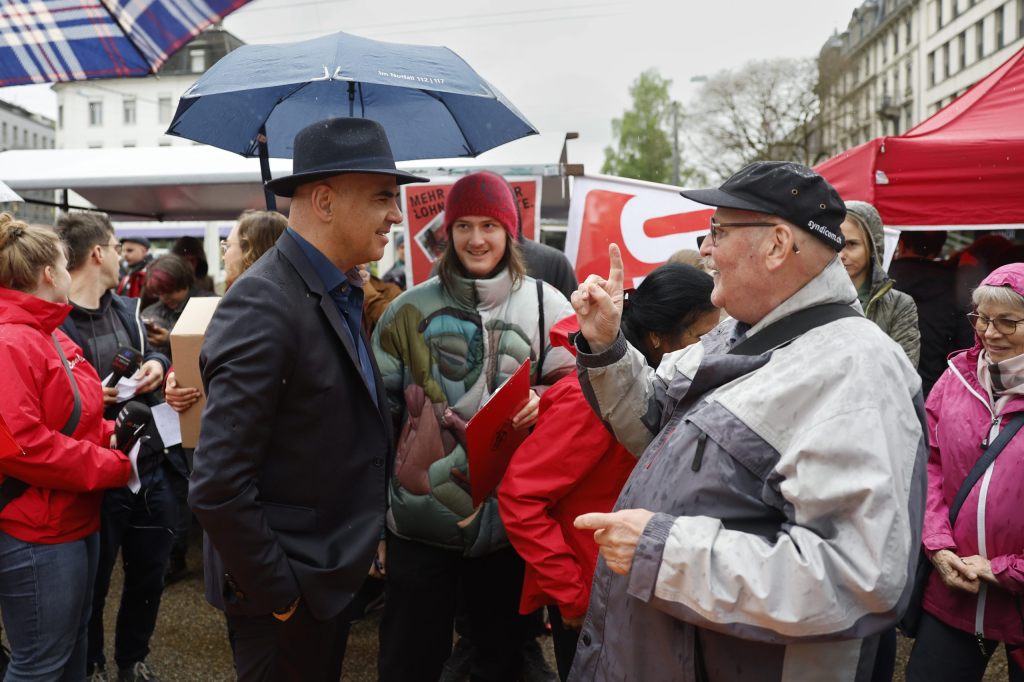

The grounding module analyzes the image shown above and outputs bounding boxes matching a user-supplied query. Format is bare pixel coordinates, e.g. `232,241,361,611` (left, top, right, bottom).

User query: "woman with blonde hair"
0,213,131,679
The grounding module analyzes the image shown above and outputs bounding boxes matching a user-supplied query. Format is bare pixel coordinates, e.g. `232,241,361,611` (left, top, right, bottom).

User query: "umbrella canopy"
816,44,1024,229
0,0,253,86
166,30,538,162
0,179,22,203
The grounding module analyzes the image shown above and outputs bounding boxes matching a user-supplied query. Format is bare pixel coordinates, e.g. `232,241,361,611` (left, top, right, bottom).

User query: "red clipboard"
466,359,531,507
0,411,20,460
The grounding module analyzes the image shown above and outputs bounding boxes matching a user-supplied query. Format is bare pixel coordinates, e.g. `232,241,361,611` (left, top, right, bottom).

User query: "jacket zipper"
949,359,999,644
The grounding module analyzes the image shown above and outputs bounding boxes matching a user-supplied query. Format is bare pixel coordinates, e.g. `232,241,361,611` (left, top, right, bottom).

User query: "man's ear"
309,182,335,222
763,224,795,272
92,243,105,265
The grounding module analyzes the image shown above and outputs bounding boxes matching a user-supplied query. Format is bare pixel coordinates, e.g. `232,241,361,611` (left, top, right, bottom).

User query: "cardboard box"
169,297,220,448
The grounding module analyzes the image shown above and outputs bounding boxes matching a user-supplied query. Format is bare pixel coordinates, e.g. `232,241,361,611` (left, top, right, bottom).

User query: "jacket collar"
0,287,72,333
949,343,1024,415
743,257,859,338
446,267,516,310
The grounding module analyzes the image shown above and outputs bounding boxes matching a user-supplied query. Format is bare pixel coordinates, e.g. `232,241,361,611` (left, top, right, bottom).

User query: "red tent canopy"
816,45,1024,229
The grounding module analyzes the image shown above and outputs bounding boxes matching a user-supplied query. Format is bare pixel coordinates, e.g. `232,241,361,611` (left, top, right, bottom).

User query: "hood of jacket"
0,288,71,333
955,262,1024,358
845,200,888,290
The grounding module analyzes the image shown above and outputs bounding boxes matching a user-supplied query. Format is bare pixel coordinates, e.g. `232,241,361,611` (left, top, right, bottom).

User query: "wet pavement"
97,535,1007,681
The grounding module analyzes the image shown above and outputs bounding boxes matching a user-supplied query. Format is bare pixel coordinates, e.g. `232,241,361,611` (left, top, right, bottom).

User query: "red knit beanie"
443,171,518,237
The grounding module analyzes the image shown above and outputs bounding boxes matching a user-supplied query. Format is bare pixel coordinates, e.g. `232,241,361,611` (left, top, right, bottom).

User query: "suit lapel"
277,233,379,406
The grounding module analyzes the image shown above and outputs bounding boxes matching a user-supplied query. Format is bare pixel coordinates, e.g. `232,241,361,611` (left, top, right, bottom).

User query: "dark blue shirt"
286,228,378,405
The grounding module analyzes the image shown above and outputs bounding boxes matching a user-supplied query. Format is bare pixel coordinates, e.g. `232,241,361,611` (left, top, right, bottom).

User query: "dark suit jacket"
188,231,391,621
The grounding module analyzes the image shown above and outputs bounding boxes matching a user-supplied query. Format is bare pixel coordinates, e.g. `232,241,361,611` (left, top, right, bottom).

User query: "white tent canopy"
0,133,572,221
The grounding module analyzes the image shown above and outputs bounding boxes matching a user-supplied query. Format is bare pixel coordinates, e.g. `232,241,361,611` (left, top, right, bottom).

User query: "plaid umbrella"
0,0,253,86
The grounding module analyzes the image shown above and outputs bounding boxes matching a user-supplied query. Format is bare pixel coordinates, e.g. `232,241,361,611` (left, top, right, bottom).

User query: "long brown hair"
0,213,66,292
436,231,526,293
236,209,287,274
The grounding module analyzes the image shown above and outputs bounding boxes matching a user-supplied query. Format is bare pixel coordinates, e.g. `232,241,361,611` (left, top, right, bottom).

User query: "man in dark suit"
188,117,427,680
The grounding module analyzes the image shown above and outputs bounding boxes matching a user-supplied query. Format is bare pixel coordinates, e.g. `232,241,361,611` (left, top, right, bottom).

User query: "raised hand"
570,243,625,352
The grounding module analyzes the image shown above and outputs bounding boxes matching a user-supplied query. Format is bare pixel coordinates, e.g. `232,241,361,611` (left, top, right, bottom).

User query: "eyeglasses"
968,312,1024,336
219,239,235,255
708,217,778,246
106,242,122,255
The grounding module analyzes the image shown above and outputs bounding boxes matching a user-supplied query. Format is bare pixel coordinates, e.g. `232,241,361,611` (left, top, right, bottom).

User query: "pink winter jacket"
921,264,1024,645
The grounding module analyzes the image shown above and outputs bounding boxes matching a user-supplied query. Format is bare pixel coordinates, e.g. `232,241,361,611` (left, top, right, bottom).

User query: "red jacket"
0,288,131,544
498,318,636,619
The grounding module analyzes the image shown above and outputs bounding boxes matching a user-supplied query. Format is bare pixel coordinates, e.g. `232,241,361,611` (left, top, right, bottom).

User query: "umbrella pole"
258,126,277,212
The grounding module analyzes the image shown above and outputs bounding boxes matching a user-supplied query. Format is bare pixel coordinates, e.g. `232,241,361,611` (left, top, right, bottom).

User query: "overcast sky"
0,0,863,170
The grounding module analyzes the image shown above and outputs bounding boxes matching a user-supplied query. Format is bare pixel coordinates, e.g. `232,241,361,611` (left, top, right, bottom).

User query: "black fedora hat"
265,118,428,197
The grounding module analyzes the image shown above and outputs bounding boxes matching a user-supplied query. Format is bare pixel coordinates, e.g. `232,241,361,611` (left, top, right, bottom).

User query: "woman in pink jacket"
906,262,1024,682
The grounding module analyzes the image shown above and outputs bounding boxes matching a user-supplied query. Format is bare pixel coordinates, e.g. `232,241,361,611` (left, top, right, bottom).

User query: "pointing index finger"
575,512,616,530
607,243,624,294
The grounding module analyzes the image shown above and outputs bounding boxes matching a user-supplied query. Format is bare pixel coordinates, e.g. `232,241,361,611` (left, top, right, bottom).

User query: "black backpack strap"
949,412,1024,525
51,333,82,436
535,279,546,384
729,303,861,357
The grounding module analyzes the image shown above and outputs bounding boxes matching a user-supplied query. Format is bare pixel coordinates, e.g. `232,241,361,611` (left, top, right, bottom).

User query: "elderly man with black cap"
568,161,928,681
188,118,426,680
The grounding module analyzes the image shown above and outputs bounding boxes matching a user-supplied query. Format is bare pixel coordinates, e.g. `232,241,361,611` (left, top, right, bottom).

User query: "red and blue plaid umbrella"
0,0,253,86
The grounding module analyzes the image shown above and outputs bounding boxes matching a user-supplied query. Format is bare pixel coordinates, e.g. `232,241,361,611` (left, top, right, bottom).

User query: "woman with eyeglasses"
905,262,1024,682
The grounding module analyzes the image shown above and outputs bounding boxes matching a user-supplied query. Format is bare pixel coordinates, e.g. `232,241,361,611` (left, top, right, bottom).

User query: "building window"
905,60,913,94
11,125,17,147
22,130,27,146
959,32,967,69
976,20,986,59
996,5,1005,49
952,0,960,18
123,97,136,125
31,133,37,148
88,100,102,126
88,142,103,149
189,49,206,73
123,141,136,148
158,96,172,124
158,140,171,147
943,42,951,78
906,16,913,45
1,122,6,145
936,0,944,30
58,105,63,129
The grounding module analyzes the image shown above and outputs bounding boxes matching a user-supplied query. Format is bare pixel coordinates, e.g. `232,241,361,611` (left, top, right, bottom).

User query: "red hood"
550,316,579,356
0,288,71,333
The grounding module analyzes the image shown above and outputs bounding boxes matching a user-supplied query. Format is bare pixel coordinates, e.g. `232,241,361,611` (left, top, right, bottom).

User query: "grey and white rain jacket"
569,258,929,682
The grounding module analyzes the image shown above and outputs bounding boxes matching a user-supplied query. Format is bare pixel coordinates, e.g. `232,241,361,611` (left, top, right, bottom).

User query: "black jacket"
519,238,578,299
189,231,392,620
60,291,170,377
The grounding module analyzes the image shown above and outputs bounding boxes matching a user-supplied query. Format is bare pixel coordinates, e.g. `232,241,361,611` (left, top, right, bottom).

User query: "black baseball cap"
121,236,151,249
681,161,846,251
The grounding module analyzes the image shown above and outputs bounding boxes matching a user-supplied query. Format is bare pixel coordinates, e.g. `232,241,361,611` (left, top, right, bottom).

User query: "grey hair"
972,284,1024,311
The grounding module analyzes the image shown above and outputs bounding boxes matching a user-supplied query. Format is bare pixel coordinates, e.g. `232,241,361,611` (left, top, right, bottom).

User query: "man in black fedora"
189,117,427,680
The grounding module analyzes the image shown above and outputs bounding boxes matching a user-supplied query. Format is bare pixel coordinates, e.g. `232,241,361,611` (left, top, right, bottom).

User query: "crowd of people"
0,114,1022,682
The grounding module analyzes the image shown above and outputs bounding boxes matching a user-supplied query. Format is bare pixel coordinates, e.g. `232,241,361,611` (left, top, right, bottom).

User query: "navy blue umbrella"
166,31,537,208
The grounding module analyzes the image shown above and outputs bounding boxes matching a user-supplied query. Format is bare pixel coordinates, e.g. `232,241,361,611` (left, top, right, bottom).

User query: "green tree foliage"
602,69,692,185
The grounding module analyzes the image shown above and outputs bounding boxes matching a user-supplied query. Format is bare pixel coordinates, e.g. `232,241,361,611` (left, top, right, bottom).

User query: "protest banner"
565,175,713,287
